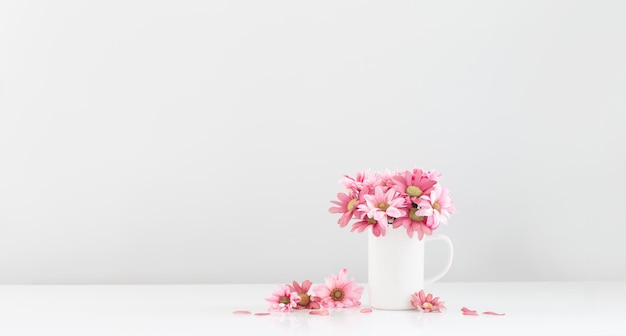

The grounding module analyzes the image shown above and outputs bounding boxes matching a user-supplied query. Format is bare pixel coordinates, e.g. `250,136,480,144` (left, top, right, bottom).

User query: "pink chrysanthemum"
392,168,437,204
265,285,301,312
340,170,382,194
416,185,455,230
313,269,363,308
358,186,406,230
328,191,360,227
288,280,321,310
350,215,387,237
410,290,446,312
392,207,433,240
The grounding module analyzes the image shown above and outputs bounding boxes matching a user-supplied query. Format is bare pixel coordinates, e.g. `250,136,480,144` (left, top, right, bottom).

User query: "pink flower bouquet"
329,168,455,240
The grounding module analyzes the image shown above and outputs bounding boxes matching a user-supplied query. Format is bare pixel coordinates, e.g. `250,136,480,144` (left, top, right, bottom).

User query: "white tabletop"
0,282,624,336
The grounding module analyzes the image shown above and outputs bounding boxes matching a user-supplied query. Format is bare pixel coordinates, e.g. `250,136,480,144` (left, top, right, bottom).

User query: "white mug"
367,228,454,310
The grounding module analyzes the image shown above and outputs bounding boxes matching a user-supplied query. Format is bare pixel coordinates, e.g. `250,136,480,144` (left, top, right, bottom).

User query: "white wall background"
1,0,625,284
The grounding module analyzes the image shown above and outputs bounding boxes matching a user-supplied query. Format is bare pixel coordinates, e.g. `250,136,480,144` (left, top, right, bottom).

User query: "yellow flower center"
331,288,345,301
433,202,441,212
406,186,423,197
422,302,433,309
366,217,377,224
297,293,310,306
347,198,358,211
377,202,390,211
409,208,425,222
278,296,290,304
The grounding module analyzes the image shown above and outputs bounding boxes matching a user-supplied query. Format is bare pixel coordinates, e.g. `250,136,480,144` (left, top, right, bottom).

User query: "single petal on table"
232,310,251,315
309,310,330,316
461,307,479,316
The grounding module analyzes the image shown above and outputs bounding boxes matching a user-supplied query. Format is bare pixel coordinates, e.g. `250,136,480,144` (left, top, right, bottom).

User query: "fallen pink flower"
313,269,364,308
265,284,301,312
482,311,506,316
254,312,271,316
410,290,446,312
232,310,251,315
360,308,373,313
288,280,321,310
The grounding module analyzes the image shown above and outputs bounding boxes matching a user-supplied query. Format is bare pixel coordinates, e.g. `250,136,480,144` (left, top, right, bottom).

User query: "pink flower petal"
386,207,403,218
461,307,479,316
309,309,329,316
291,281,303,293
254,312,271,316
482,311,506,316
232,310,251,315
360,308,373,313
314,285,330,298
338,212,353,227
337,268,348,284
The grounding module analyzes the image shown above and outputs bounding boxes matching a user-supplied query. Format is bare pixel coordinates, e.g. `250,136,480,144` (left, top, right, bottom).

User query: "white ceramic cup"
367,227,454,310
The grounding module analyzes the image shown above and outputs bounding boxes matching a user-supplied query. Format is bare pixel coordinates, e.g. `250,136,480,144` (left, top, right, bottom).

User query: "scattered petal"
461,307,479,316
309,309,330,316
232,310,251,315
360,308,373,313
254,312,271,316
482,311,506,316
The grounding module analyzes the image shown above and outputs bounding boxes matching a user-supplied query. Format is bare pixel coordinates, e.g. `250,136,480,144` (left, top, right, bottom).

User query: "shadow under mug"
367,228,454,310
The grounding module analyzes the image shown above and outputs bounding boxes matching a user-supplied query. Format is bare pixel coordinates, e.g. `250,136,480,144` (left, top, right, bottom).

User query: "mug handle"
424,234,454,285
